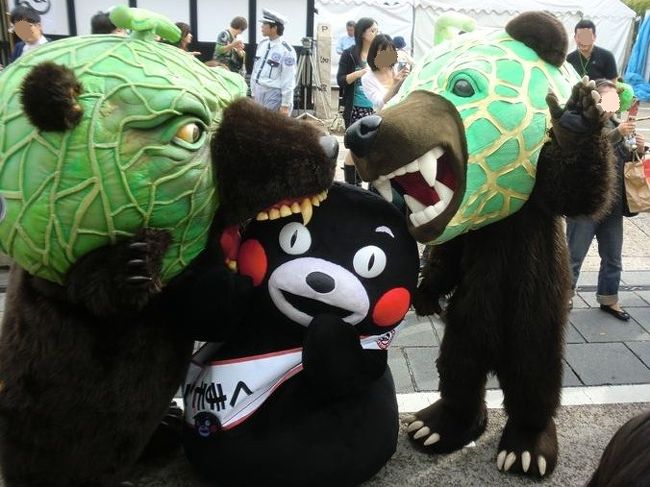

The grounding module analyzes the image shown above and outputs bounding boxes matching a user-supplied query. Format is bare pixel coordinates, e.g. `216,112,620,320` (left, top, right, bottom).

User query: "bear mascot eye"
175,122,203,144
452,78,475,97
279,222,312,255
353,245,387,278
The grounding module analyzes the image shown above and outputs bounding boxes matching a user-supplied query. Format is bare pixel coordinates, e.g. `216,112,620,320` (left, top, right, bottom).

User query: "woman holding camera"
361,34,409,111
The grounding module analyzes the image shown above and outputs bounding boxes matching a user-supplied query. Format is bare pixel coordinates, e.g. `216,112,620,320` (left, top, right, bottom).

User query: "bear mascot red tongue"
182,182,420,487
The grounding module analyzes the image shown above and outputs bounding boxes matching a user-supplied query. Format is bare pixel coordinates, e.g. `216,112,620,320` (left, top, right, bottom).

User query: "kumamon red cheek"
238,239,267,286
372,287,411,327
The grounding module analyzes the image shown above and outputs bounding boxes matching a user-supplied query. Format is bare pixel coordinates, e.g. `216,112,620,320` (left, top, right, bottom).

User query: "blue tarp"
625,13,650,101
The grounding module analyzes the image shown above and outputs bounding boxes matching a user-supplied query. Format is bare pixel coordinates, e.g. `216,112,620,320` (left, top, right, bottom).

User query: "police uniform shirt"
567,46,617,80
251,37,297,107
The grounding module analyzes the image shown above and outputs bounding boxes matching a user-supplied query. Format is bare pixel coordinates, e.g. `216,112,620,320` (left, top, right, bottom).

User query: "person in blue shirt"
336,20,355,55
8,5,48,64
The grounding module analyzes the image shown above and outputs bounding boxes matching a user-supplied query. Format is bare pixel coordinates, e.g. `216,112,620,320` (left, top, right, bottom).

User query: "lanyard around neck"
579,51,592,76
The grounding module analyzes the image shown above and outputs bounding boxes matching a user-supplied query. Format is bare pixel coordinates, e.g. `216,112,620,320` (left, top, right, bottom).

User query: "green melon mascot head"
0,6,246,283
345,11,578,244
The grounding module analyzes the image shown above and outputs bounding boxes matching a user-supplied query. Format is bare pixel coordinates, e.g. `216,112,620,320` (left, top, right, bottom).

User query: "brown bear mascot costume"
345,11,615,479
0,24,337,485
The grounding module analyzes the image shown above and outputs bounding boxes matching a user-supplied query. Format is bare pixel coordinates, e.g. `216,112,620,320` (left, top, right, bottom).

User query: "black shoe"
599,304,630,321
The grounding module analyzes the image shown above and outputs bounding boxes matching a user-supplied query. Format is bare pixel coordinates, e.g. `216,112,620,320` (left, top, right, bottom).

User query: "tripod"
294,37,331,122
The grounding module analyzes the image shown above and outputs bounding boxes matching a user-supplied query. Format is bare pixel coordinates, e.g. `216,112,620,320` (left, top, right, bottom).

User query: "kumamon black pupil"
368,253,375,270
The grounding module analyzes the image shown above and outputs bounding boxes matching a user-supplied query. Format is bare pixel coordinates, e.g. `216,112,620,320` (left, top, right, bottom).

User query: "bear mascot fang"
344,11,615,479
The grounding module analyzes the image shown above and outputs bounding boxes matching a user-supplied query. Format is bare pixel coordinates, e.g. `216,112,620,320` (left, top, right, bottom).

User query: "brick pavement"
390,274,650,394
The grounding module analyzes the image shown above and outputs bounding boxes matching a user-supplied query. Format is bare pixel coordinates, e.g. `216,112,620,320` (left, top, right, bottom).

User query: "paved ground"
120,403,648,487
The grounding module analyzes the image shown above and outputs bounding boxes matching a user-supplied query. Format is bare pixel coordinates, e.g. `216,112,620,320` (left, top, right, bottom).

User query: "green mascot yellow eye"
175,123,202,143
452,79,475,97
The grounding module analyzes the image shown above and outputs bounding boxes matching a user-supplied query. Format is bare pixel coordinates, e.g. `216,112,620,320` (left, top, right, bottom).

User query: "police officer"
251,9,296,116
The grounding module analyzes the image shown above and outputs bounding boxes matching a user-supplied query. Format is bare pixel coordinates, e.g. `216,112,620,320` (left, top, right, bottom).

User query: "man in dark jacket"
9,6,48,64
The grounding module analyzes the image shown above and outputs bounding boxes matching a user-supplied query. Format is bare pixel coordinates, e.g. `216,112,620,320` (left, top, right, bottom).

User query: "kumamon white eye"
279,222,311,255
353,245,386,278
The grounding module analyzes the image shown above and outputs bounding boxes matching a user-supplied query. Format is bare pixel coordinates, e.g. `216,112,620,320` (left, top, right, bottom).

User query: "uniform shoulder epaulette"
282,41,292,52
260,39,270,46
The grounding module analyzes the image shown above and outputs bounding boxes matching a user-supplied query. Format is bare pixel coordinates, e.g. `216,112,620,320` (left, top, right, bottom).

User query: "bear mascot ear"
505,11,567,67
20,61,84,131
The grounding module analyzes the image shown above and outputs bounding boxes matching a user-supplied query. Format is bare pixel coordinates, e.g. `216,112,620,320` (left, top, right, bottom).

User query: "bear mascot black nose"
319,135,340,163
344,115,382,158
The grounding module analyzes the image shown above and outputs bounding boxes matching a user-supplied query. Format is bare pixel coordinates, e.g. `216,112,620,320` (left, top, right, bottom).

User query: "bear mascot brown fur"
0,95,336,486
344,11,615,479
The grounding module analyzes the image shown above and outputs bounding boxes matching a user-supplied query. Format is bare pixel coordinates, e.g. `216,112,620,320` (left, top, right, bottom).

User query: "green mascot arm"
617,81,635,113
533,77,616,219
110,5,181,43
434,13,476,46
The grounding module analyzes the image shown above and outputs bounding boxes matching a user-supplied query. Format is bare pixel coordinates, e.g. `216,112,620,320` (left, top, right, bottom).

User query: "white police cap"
259,8,287,26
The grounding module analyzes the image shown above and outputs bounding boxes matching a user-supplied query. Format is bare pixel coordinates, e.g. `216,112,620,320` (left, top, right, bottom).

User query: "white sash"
183,325,400,431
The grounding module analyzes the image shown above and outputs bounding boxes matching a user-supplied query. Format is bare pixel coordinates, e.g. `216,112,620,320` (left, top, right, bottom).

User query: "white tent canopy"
316,0,637,85
576,0,637,74
412,0,584,66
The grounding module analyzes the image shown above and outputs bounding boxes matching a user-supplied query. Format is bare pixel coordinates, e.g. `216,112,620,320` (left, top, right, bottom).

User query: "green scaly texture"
0,35,246,283
392,30,578,244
